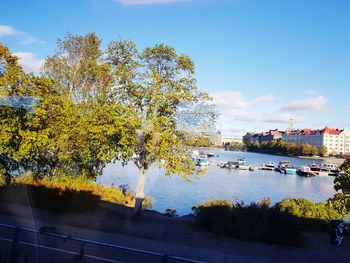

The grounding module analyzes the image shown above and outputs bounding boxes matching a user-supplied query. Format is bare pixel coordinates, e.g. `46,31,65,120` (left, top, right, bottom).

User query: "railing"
0,224,204,263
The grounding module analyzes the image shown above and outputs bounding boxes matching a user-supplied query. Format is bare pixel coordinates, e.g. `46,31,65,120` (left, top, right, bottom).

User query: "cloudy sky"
1,0,349,136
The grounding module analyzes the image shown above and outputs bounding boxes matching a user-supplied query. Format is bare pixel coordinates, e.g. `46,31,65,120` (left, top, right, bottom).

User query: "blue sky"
1,0,349,136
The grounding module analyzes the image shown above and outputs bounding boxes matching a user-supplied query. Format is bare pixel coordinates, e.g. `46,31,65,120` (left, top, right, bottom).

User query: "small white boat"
237,157,245,165
320,163,337,172
297,166,316,177
237,164,251,170
197,155,209,166
265,162,276,168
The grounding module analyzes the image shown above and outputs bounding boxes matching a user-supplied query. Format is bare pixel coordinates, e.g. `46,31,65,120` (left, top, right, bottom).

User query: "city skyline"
1,0,349,136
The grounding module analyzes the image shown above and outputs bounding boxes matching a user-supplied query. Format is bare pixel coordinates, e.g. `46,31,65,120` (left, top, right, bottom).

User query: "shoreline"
242,150,345,164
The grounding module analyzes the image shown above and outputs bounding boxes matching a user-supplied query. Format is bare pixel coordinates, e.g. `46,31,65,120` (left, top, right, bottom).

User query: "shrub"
192,199,304,247
275,198,341,230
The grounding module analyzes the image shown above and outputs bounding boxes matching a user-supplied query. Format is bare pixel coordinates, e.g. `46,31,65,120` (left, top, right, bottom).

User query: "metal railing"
0,224,204,263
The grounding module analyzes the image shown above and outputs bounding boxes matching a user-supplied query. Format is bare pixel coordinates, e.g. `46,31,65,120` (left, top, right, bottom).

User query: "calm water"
97,149,337,215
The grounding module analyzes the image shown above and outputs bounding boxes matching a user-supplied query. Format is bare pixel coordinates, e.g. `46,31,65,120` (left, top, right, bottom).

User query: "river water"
97,149,337,215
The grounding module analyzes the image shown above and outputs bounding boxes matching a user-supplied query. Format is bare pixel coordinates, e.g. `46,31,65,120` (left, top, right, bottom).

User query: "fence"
0,224,204,263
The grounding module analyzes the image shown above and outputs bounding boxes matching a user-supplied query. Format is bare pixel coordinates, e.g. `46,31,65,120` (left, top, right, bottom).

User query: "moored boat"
297,166,316,177
237,163,252,170
237,157,245,165
320,163,338,172
308,163,321,172
207,152,215,157
278,160,296,174
197,155,209,166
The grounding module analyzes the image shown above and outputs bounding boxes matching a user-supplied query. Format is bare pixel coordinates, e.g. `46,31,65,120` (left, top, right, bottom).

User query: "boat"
237,163,252,170
197,155,209,166
320,163,337,172
227,161,237,169
308,163,321,172
218,162,228,168
207,152,215,157
264,161,276,168
278,160,296,174
237,157,245,165
297,166,316,177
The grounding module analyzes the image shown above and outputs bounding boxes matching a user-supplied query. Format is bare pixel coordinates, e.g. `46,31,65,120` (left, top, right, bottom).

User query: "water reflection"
98,149,337,215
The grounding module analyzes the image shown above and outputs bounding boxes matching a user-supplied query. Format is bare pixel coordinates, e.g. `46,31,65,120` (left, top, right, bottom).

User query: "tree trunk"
134,167,146,216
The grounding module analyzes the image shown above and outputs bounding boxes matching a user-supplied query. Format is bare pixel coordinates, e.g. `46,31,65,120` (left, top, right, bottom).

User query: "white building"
283,127,350,155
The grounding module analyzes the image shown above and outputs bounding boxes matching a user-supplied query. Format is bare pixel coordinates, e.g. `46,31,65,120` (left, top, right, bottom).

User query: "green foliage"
327,194,350,217
248,140,321,157
327,159,350,216
300,144,319,156
185,134,212,147
106,41,214,179
1,35,216,213
192,199,304,247
276,198,341,229
319,145,328,157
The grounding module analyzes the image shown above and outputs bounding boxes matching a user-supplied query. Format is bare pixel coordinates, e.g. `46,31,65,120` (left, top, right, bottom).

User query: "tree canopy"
1,34,217,202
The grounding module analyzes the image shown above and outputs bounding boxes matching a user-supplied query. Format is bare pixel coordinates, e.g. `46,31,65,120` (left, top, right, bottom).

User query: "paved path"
0,203,349,263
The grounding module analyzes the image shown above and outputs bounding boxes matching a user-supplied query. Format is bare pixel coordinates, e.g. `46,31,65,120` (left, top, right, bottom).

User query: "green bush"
275,198,341,230
192,199,304,247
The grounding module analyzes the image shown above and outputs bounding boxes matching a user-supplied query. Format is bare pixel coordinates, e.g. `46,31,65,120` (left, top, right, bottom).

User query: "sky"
1,0,349,137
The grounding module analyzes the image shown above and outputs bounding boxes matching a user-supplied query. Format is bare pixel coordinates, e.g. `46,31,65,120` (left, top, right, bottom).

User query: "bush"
192,199,304,247
275,198,341,230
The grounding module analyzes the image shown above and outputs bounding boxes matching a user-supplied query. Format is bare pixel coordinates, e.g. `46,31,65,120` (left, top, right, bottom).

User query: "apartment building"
283,127,350,155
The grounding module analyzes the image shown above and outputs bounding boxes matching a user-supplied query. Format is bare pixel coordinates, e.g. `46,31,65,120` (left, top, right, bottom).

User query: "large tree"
1,41,131,180
106,40,216,214
43,32,112,102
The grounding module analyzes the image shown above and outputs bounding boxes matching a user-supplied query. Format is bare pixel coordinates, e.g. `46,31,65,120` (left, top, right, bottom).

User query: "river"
97,149,337,215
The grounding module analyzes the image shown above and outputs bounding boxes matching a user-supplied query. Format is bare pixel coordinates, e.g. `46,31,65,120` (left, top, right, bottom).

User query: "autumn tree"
1,39,131,180
319,145,328,157
106,40,216,214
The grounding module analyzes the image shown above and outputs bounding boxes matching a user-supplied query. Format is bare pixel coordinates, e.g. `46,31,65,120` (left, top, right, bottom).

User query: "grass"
0,173,153,213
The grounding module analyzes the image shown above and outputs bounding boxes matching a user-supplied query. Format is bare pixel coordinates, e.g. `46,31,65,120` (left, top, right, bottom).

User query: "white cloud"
280,96,327,112
262,113,306,123
231,112,259,122
0,24,45,45
346,106,350,112
13,52,44,74
20,36,46,45
303,89,318,97
0,25,16,37
250,94,275,105
211,91,247,111
115,0,189,5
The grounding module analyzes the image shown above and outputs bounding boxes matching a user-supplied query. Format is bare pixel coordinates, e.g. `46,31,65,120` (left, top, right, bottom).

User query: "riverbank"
298,156,345,166
245,150,345,165
0,202,349,263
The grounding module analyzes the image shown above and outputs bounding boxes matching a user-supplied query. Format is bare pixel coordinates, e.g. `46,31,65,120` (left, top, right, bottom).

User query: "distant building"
243,129,283,146
213,130,223,147
244,126,350,155
281,127,350,155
